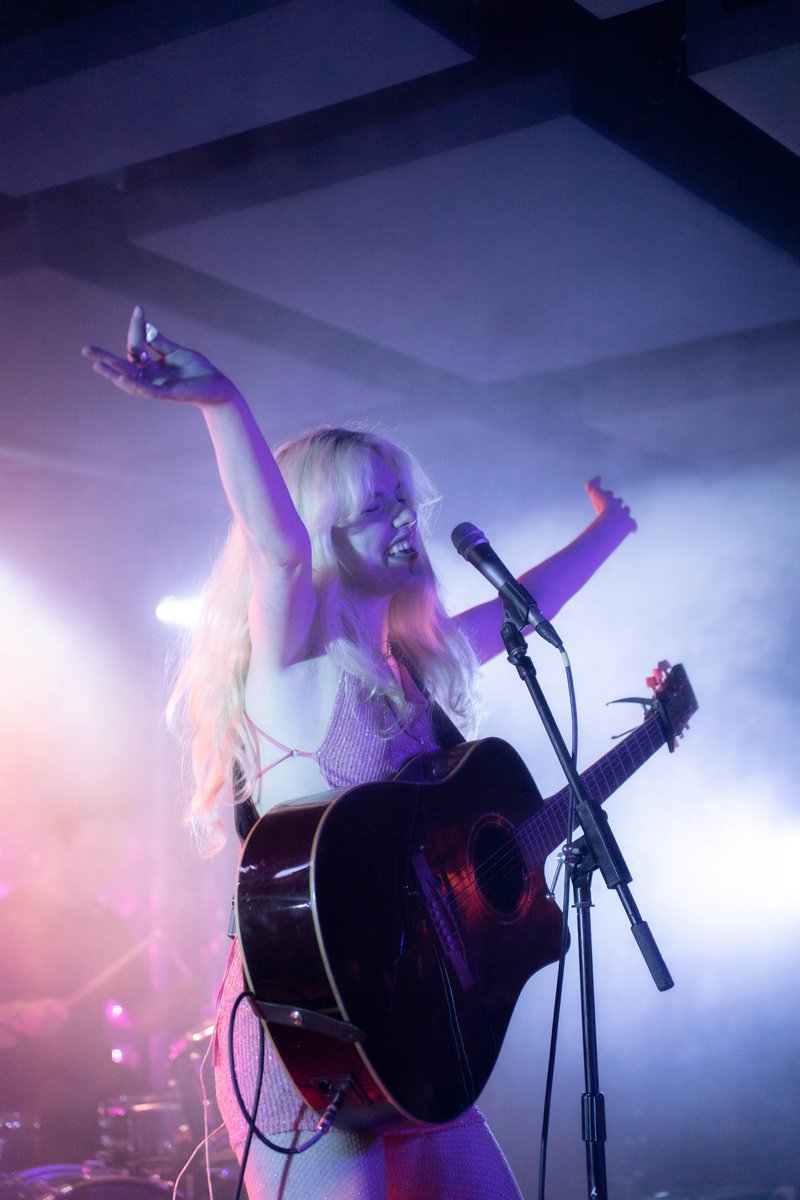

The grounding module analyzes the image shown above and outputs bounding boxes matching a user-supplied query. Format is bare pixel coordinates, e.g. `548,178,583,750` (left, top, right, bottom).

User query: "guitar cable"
537,648,580,1200
228,987,351,1194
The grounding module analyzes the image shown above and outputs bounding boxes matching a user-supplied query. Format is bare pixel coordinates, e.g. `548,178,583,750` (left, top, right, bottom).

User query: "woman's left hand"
585,476,637,534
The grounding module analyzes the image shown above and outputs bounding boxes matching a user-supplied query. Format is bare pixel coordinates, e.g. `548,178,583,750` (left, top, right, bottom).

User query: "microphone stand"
499,612,673,1200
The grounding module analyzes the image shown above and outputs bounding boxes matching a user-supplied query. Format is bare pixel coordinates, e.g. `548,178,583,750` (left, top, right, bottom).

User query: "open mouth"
387,539,417,561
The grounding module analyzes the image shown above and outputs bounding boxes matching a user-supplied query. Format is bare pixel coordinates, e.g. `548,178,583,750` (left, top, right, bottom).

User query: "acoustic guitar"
236,661,697,1128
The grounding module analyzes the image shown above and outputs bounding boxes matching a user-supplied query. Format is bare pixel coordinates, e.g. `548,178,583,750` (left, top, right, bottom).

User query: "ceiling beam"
568,0,800,258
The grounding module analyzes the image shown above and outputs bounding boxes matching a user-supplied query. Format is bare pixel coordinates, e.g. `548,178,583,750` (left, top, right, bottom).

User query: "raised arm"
83,307,316,664
451,477,637,664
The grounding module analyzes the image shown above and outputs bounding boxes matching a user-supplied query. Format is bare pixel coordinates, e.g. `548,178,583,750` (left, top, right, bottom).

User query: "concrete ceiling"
1,0,798,464
1,0,797,617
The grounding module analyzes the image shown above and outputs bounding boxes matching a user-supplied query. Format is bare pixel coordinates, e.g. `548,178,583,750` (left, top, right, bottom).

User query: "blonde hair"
168,427,478,854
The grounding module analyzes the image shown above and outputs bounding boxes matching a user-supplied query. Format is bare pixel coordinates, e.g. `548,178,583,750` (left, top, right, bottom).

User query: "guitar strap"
427,694,466,751
233,762,259,844
405,657,466,751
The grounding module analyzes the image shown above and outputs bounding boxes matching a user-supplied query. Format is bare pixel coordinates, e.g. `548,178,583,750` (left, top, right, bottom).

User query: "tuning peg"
647,661,673,692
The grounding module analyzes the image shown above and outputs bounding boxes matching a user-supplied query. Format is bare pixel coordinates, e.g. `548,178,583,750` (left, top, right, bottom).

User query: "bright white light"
0,560,138,864
105,999,134,1029
111,1047,124,1064
155,594,201,628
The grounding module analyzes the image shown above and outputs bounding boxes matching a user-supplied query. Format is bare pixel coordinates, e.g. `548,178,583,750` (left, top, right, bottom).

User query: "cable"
537,646,580,1200
171,1120,226,1200
227,989,351,1171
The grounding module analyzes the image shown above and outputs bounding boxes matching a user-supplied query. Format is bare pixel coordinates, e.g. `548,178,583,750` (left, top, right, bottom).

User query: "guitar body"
236,661,697,1130
236,737,563,1127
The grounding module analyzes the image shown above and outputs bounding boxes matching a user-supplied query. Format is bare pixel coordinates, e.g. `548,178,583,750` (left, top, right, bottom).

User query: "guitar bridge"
412,851,474,990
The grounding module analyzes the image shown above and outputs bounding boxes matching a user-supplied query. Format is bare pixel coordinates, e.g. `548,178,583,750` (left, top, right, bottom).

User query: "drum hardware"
166,1024,218,1149
96,1096,189,1169
0,1115,42,1174
0,1018,235,1200
0,1162,179,1199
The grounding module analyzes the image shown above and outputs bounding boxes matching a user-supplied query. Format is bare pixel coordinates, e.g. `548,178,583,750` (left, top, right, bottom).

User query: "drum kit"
0,1025,238,1200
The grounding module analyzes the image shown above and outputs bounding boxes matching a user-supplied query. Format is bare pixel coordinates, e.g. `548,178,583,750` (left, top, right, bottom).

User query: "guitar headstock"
647,661,698,744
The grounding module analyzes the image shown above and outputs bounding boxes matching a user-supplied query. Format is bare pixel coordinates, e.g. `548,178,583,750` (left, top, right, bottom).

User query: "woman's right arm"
83,306,316,664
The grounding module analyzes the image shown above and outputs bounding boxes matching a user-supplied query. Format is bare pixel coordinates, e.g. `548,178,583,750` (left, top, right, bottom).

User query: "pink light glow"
106,1000,126,1022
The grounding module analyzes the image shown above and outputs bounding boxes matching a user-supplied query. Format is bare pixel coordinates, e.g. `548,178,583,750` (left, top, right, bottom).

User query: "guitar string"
438,716,667,920
435,944,476,1100
451,711,675,914
444,718,665,912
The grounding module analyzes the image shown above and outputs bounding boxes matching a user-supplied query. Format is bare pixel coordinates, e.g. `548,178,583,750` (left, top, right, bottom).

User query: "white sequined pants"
214,947,523,1200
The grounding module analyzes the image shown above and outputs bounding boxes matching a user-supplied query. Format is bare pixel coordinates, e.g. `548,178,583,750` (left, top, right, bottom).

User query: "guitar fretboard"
516,713,668,869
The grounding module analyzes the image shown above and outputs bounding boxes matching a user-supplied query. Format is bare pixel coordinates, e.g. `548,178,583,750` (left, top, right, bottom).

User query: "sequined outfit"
214,671,522,1198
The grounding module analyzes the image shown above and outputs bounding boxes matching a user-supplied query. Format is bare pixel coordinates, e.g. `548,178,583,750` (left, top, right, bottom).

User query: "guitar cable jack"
316,1077,354,1134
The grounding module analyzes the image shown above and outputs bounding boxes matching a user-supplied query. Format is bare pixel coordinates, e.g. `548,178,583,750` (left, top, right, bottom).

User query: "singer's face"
331,453,423,596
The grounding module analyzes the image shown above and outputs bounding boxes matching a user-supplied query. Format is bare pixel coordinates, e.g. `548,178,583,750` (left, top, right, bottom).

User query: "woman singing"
84,306,635,1199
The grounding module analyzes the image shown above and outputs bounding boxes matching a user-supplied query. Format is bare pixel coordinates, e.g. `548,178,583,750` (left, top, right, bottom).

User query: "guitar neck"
520,714,669,869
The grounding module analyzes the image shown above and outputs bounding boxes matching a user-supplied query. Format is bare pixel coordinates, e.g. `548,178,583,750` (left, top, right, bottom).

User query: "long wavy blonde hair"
168,427,478,854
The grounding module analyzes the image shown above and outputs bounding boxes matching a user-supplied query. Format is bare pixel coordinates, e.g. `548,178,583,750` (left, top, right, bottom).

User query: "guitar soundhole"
472,818,527,918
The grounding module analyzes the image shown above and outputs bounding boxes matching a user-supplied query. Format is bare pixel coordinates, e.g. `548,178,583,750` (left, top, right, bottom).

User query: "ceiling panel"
692,41,800,157
135,115,800,382
0,0,470,195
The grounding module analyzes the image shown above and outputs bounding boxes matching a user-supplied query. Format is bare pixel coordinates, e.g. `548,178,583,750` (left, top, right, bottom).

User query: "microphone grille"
451,522,485,556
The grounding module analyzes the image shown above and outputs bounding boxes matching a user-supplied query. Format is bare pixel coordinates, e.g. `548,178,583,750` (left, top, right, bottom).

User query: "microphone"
451,522,563,649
